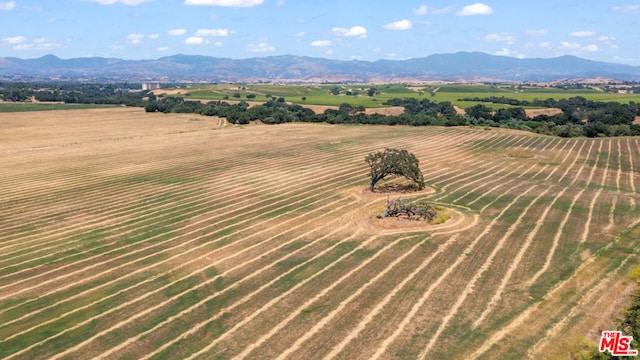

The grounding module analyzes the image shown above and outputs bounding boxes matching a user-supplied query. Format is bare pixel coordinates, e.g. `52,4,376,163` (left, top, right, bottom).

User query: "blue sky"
1,0,639,65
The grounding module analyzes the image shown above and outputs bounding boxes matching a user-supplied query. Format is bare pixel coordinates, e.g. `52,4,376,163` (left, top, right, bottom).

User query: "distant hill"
1,52,639,82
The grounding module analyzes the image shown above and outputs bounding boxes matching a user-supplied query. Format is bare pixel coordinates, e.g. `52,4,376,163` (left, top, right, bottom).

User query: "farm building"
142,82,161,91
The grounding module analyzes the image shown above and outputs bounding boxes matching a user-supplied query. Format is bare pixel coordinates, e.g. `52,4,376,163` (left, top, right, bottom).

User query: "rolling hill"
1,52,639,82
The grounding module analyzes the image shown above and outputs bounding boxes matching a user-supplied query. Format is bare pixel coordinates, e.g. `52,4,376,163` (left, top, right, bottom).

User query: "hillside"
1,52,640,82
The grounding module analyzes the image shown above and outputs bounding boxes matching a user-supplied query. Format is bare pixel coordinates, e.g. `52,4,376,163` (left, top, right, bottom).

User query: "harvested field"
525,107,563,117
1,107,639,359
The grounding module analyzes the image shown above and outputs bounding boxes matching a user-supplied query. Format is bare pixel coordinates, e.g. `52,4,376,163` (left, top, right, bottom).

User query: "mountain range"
1,52,639,83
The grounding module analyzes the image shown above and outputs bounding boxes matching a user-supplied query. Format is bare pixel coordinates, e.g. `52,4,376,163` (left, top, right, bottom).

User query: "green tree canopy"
365,148,425,192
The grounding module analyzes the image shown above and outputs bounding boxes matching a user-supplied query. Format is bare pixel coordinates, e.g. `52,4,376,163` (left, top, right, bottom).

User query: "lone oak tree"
365,148,425,192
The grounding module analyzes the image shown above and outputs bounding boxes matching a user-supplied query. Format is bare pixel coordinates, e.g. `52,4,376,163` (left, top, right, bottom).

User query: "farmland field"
160,83,640,109
2,107,640,359
0,103,118,113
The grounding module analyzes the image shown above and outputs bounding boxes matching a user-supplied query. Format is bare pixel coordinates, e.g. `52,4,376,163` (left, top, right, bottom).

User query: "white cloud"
456,3,494,16
495,48,524,59
185,36,207,44
332,26,367,38
561,41,581,49
383,19,412,31
413,5,428,15
148,34,159,39
169,29,187,36
570,30,596,37
184,0,263,7
295,32,305,37
276,0,284,5
310,40,332,47
560,41,604,53
127,33,145,44
0,1,15,10
195,28,234,37
157,46,170,52
83,0,152,5
582,44,600,52
526,29,549,36
246,42,275,52
325,49,333,55
12,38,60,50
612,5,640,13
597,35,616,42
484,33,515,44
413,4,452,15
2,35,27,44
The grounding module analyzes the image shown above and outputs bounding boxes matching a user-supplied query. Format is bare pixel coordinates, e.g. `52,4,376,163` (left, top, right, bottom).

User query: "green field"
163,83,640,109
0,103,118,112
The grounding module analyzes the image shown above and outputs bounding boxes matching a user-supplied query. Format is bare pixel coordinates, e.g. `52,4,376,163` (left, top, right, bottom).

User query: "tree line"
144,95,640,137
0,82,149,106
461,95,640,136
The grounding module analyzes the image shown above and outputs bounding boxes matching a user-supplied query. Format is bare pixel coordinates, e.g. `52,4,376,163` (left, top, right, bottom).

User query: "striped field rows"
1,108,639,359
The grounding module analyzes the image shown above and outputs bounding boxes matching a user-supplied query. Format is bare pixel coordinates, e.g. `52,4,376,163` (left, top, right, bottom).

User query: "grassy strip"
164,84,640,108
0,103,118,112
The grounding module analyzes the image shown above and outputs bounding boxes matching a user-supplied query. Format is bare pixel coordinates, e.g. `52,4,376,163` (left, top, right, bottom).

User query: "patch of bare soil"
302,105,338,115
633,116,640,125
364,106,404,116
525,108,563,118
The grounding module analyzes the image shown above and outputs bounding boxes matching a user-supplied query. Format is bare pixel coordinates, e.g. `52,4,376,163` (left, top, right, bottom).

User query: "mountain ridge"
1,52,639,82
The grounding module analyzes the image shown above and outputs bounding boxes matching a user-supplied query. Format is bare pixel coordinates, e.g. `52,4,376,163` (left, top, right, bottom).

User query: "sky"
1,0,639,65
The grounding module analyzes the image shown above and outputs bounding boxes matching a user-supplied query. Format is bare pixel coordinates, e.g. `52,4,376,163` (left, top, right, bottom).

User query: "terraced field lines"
0,149,359,289
463,135,556,210
2,198,354,349
427,134,532,198
139,235,385,360
527,252,636,359
0,158,298,268
323,234,460,360
526,140,591,288
579,140,607,244
468,146,639,360
0,174,340,313
423,132,508,183
5,191,355,359
226,235,422,360
630,139,637,194
96,226,361,359
447,162,526,205
419,187,555,358
1,159,360,314
449,155,532,205
449,137,562,207
471,139,583,328
616,138,622,191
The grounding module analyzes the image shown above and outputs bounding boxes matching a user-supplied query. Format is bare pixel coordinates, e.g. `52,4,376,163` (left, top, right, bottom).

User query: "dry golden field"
1,107,640,359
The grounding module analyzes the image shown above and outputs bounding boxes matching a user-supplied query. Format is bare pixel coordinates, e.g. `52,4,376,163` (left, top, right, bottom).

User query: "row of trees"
460,96,640,125
144,96,640,137
0,82,150,106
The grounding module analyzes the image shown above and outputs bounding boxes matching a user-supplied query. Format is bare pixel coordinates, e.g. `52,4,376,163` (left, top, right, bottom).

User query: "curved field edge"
0,107,638,359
